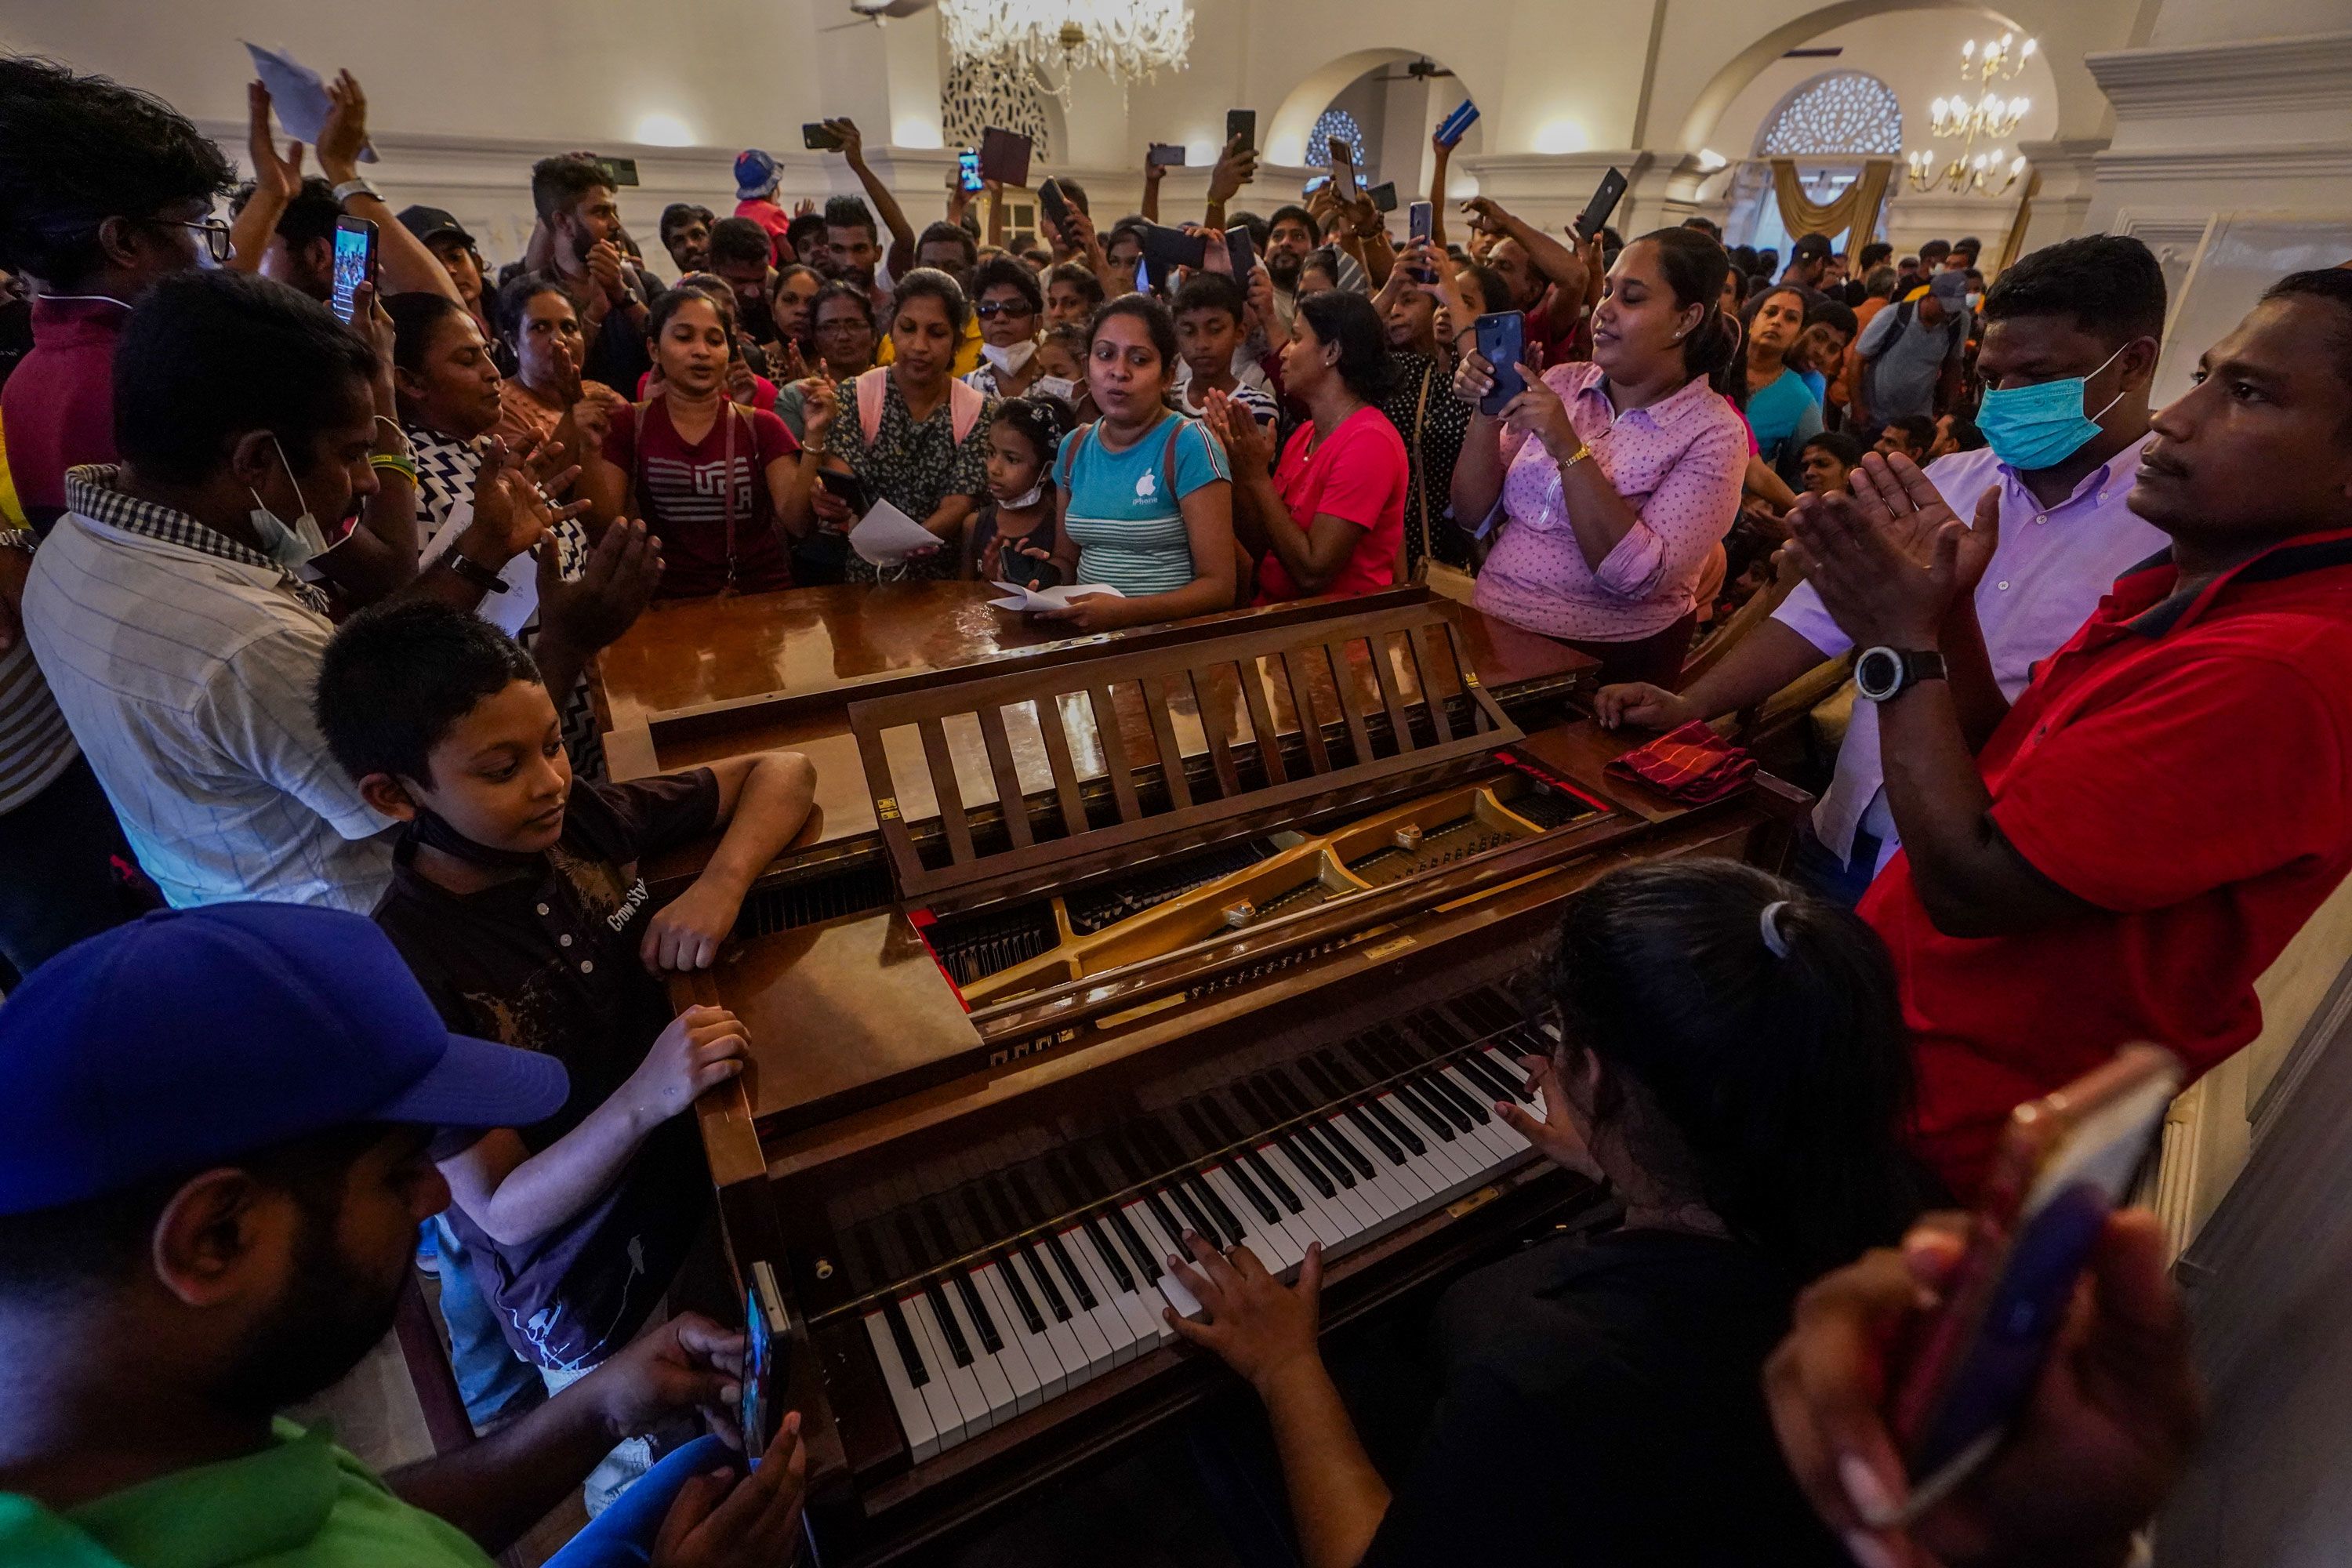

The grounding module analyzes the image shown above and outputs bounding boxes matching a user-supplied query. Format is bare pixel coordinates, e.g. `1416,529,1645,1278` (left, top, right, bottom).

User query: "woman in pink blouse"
1452,228,1748,685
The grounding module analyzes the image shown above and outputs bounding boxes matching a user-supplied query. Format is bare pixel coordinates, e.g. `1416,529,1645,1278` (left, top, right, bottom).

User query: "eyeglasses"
974,299,1036,321
815,318,873,336
154,217,234,265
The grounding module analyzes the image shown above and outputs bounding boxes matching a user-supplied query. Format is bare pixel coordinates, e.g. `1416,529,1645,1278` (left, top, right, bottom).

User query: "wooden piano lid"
847,597,1522,911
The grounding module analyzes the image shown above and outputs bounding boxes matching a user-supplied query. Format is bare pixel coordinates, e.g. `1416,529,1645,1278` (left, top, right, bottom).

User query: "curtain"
1769,158,1895,250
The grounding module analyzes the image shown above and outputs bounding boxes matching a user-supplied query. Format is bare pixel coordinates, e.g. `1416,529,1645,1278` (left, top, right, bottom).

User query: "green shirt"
0,1419,494,1568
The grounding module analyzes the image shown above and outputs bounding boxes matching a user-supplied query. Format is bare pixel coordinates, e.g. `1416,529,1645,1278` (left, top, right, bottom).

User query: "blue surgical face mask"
246,435,328,570
1976,343,2129,472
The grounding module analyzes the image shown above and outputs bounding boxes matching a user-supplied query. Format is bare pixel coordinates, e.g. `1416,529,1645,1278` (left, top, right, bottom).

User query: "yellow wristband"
370,453,419,485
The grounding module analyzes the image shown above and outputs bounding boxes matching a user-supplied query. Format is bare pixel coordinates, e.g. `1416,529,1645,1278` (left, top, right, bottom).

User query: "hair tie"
1759,900,1792,960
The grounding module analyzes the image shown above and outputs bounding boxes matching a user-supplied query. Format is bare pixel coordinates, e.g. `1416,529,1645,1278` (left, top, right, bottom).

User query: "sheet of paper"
987,580,1126,612
848,498,945,566
419,499,541,637
244,43,378,163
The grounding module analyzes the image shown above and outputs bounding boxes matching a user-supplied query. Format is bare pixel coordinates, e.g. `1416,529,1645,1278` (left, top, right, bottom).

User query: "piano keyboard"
848,992,1560,1463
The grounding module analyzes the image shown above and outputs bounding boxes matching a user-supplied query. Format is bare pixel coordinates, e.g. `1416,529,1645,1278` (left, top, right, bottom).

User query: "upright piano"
593,583,1804,1562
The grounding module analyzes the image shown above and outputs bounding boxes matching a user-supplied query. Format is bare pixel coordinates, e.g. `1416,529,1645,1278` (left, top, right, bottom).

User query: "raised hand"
466,438,584,564
538,516,662,650
586,239,630,307
246,81,304,201
1207,136,1258,206
1846,452,2002,593
798,378,839,448
315,69,371,183
824,117,866,165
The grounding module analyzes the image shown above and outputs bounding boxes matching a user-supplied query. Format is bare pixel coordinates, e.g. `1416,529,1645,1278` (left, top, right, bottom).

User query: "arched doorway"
1266,47,1482,201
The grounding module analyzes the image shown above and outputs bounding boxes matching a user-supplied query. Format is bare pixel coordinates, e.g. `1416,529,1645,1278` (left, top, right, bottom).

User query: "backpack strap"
948,377,986,445
1054,421,1091,493
854,368,889,449
1160,415,1185,506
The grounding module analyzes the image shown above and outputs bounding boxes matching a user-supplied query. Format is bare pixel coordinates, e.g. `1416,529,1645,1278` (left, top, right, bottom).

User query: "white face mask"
1035,374,1078,405
999,479,1047,510
982,339,1038,376
246,435,328,570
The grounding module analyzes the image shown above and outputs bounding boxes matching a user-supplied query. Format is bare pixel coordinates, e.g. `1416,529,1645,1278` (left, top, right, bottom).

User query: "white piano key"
909,1290,993,1438
1262,1142,1352,1247
1377,1094,1478,1187
1083,1218,1171,1347
988,1258,1073,1399
1040,1241,1120,1379
1319,1118,1409,1223
863,1310,941,1463
1203,1163,1301,1273
1349,1111,1439,1205
902,1294,972,1449
1068,1225,1150,1364
1016,1245,1096,1392
971,1265,1045,1414
1438,1065,1526,1162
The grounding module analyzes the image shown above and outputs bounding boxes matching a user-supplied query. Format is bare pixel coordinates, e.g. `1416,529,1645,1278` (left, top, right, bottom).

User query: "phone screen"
1226,109,1256,154
1474,312,1526,416
1037,178,1070,236
331,217,376,325
958,149,982,194
741,1282,772,1461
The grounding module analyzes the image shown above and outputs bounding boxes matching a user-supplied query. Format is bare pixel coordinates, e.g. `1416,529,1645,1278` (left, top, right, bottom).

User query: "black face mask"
404,804,546,871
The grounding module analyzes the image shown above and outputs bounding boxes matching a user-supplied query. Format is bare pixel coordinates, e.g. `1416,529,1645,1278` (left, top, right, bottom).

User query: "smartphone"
1301,175,1331,197
957,148,983,194
978,126,1033,188
818,466,873,517
1224,224,1257,282
1226,109,1257,154
740,1261,788,1465
1406,201,1436,281
1146,143,1188,168
1890,1046,2183,1516
330,216,377,325
1327,139,1359,205
1037,178,1071,238
1141,222,1208,273
1368,181,1399,214
1472,311,1527,417
1573,166,1629,245
802,122,843,152
1435,99,1480,150
591,155,641,188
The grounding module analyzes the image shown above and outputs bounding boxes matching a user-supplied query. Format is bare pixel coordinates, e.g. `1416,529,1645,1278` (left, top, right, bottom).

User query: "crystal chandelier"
938,0,1192,101
1907,31,2034,195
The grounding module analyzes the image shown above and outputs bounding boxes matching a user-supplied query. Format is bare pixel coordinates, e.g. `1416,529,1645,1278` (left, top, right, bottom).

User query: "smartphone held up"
330,216,376,325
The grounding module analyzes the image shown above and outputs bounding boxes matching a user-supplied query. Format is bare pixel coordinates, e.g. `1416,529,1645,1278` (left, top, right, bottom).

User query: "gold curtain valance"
1769,158,1895,251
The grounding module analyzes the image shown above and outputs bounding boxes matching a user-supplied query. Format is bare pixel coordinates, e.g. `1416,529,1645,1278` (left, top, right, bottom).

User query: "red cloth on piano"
1604,722,1756,805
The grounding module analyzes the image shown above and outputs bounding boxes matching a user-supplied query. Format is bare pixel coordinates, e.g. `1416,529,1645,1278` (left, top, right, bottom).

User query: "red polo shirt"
1862,528,2352,1197
0,296,130,528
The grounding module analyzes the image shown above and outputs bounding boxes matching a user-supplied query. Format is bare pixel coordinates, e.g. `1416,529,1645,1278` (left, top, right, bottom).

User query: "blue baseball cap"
0,903,570,1217
735,148,780,202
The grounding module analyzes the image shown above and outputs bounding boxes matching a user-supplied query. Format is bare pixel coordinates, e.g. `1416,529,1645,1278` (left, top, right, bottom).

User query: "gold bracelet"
1557,442,1592,473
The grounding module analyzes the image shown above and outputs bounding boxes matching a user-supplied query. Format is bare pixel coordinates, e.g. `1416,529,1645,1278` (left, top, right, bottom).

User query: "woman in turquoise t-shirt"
1043,296,1236,632
1738,285,1824,476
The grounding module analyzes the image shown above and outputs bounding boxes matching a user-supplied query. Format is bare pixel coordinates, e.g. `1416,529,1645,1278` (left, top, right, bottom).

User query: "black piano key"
1222,1158,1281,1223
882,1296,930,1388
1227,1077,1276,1131
964,1186,1008,1250
1250,1069,1304,1118
1185,1171,1247,1250
1388,1076,1459,1141
1314,1048,1367,1094
1407,1006,1468,1048
952,1269,1003,1355
1484,1044,1534,1085
1343,1038,1395,1091
1294,1054,1345,1102
1296,1122,1360,1189
1272,1133,1337,1200
1142,1116,1193,1174
1163,1178,1217,1246
1345,1105,1407,1167
1142,1189,1189,1251
1178,1102,1223,1157
1102,1128,1150,1185
1319,1116,1379,1181
1243,1146,1304,1212
1198,1093,1249,1145
997,1250,1047,1334
1083,1216,1136,1293
924,1279,973,1366
1016,1241,1071,1321
1451,1050,1520,1107
1006,1168,1051,1229
922,1200,964,1261
897,1211,940,1274
1110,1207,1164,1280
1417,1068,1485,1128
1041,1231,1098,1311
1364,1094,1427,1157
1056,1148,1110,1207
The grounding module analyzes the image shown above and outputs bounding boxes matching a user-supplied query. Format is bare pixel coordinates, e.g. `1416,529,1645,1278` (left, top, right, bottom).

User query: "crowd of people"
2,45,2350,1568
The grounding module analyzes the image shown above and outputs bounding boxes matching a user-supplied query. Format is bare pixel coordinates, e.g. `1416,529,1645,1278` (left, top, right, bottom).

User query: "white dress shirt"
1773,437,2168,869
24,467,395,912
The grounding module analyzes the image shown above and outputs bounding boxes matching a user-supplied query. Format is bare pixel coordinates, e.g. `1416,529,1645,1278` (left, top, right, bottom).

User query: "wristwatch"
1854,646,1946,702
331,176,379,205
445,552,510,595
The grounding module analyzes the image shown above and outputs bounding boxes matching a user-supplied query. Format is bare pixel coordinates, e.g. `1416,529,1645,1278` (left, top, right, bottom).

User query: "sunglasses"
974,299,1036,321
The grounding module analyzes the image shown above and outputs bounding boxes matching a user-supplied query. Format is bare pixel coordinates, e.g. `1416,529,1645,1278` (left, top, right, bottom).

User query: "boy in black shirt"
316,602,815,1389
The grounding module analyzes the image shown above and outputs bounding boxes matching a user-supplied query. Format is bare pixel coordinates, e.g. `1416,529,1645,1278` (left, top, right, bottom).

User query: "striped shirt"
23,468,394,912
1058,413,1230,598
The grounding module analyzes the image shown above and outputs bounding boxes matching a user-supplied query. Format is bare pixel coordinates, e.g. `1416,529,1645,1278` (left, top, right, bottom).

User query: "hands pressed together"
1781,452,2001,652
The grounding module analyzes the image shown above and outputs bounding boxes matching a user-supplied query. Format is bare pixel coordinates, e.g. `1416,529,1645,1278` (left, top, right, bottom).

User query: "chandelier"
938,0,1192,101
1907,31,2033,195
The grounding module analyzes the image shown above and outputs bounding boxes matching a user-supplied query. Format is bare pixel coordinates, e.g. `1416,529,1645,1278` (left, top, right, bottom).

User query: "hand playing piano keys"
1163,1231,1326,1394
1494,1053,1604,1181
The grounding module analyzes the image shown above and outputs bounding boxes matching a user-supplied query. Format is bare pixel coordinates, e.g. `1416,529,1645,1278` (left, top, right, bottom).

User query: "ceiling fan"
828,0,933,26
1370,57,1457,82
